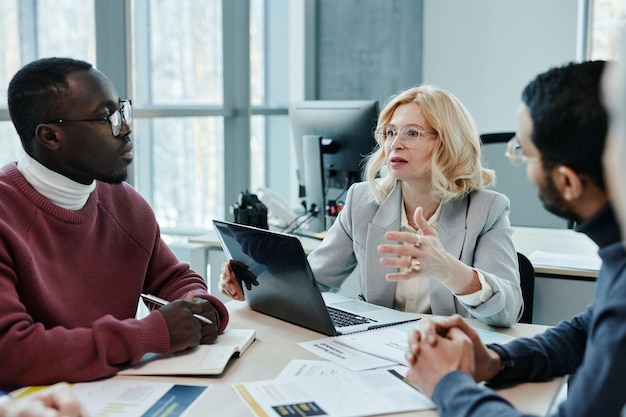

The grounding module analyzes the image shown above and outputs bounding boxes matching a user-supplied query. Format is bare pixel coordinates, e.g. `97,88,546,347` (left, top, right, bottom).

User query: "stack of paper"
233,360,435,417
298,321,512,371
231,323,512,416
528,250,601,271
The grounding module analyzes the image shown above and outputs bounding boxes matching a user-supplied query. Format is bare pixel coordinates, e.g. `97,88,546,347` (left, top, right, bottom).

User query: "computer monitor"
288,100,379,232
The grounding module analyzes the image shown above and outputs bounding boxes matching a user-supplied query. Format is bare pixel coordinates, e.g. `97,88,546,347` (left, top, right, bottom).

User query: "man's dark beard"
538,174,580,223
100,169,128,184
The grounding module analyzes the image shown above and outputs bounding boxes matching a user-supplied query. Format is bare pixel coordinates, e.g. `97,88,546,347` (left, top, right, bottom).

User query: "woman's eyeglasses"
374,124,437,148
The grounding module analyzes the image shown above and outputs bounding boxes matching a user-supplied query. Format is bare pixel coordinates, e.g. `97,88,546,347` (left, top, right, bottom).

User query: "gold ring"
413,235,422,248
406,257,421,272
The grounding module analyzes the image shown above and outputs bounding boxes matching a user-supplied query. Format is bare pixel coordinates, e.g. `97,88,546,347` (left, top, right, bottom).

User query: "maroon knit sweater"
0,163,228,390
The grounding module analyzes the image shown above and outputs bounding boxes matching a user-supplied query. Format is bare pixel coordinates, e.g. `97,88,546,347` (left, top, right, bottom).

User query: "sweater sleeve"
140,232,229,333
432,371,537,417
487,310,590,386
427,309,589,417
0,296,172,392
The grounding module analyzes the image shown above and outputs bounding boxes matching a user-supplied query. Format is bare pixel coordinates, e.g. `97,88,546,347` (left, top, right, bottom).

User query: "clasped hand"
404,315,503,398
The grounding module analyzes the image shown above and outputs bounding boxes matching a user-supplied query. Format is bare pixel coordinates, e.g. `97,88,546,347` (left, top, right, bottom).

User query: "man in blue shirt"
405,60,626,416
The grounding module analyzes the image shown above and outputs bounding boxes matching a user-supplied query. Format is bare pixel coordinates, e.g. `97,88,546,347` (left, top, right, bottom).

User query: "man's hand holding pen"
143,293,219,352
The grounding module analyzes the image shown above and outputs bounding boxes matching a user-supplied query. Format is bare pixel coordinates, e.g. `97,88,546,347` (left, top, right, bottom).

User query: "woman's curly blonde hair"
364,85,495,203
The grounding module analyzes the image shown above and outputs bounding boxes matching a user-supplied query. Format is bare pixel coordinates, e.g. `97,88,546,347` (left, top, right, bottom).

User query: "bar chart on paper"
70,379,209,417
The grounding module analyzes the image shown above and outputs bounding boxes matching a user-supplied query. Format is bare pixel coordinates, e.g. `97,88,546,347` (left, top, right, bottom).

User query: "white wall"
287,0,584,226
422,0,580,133
422,0,582,228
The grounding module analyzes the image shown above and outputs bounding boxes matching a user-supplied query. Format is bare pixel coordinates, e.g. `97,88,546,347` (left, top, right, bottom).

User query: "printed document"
300,321,513,370
17,379,209,417
233,364,434,417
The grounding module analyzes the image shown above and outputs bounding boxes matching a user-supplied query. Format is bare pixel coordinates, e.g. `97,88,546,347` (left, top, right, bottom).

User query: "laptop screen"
212,220,337,335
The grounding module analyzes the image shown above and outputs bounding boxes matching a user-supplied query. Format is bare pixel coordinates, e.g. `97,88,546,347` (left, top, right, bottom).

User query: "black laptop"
212,220,420,335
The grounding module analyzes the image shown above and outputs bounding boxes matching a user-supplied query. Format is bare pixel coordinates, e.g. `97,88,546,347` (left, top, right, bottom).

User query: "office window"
254,0,291,203
132,0,222,106
589,0,626,59
251,0,265,106
0,0,95,165
132,117,224,231
0,0,290,235
131,0,225,232
250,0,266,195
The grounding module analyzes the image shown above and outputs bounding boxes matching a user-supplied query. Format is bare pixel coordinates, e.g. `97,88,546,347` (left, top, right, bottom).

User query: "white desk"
189,226,600,325
510,227,599,325
511,226,599,279
117,301,563,417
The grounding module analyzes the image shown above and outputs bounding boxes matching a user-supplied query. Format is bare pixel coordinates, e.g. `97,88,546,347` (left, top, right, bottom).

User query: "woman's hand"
378,207,480,295
218,261,245,301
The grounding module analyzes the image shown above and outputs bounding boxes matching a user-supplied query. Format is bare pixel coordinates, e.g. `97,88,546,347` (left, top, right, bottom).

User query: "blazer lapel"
364,183,402,307
430,194,470,315
437,195,469,258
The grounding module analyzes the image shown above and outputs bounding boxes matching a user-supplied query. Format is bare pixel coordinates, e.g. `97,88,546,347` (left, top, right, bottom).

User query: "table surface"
117,301,564,417
189,225,600,278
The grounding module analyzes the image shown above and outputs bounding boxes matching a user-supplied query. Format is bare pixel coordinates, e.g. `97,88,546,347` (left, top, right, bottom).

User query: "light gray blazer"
310,182,523,327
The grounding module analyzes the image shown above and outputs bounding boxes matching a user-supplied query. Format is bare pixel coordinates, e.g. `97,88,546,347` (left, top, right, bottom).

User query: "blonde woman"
220,85,522,327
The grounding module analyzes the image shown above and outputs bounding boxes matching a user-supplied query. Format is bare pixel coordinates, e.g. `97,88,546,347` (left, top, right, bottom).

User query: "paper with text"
300,321,513,369
277,359,356,379
233,366,434,417
297,338,397,371
71,379,208,417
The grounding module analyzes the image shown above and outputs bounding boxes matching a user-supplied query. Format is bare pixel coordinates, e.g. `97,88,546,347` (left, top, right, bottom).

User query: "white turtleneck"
17,153,96,210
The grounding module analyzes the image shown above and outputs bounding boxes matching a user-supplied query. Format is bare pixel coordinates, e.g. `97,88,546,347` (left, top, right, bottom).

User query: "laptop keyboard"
327,306,377,328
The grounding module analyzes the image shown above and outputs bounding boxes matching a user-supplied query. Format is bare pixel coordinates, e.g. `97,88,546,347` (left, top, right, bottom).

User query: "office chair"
517,252,535,324
480,132,515,145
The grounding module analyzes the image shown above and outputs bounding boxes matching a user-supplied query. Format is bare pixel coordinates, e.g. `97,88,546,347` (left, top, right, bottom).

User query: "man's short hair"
7,57,93,154
522,60,608,190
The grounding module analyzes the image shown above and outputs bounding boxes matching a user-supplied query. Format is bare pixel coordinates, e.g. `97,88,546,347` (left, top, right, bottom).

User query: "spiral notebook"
212,220,420,336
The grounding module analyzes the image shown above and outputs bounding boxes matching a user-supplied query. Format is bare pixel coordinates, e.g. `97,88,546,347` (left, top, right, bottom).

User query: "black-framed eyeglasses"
44,99,132,137
374,124,437,148
505,136,541,166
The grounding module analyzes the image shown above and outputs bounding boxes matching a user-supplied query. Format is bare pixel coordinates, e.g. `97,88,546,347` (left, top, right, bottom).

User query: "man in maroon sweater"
0,57,229,390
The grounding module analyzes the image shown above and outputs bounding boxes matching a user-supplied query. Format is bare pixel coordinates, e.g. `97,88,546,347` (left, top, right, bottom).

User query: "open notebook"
118,328,256,375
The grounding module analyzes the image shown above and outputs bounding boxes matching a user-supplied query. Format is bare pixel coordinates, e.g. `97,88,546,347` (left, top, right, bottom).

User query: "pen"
140,293,213,324
367,317,421,330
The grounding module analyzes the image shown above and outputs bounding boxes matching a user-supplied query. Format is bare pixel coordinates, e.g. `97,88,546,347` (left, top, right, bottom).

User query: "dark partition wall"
316,0,424,106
